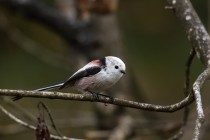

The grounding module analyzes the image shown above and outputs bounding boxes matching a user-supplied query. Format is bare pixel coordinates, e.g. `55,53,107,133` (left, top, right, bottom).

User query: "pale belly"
73,76,115,93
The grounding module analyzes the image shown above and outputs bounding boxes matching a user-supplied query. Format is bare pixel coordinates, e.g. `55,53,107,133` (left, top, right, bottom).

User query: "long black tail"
12,82,64,101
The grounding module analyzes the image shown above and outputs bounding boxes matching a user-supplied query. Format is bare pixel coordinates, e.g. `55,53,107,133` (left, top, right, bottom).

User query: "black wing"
59,66,101,89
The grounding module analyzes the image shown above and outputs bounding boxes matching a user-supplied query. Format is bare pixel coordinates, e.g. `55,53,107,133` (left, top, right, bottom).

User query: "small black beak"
120,70,126,74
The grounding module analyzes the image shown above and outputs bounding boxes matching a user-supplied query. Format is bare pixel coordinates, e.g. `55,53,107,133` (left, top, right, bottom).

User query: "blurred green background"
0,0,209,139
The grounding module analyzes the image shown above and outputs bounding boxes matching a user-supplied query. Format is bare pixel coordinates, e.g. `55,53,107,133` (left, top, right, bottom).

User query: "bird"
13,56,126,101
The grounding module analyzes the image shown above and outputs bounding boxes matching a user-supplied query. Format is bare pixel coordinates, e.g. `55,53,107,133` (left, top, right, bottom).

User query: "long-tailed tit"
13,56,126,101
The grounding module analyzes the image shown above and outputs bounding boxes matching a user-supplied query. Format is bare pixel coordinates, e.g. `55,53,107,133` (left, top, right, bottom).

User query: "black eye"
115,65,119,69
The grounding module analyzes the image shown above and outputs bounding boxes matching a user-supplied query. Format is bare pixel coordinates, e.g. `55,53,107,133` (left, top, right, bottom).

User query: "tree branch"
167,0,210,67
192,67,210,139
0,89,194,112
166,0,210,139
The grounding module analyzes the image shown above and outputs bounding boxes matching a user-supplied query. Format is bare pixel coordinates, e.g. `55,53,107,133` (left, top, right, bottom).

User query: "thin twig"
0,89,194,112
0,104,83,140
169,49,195,140
184,49,196,97
37,102,63,137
